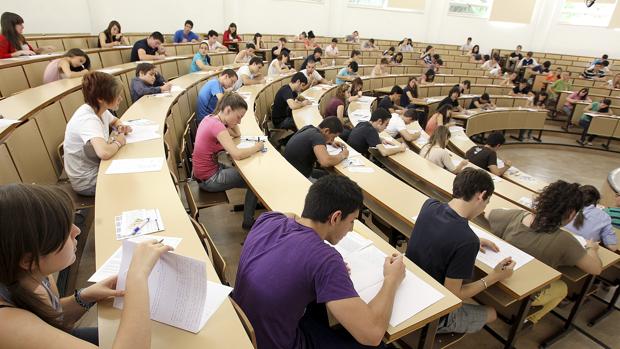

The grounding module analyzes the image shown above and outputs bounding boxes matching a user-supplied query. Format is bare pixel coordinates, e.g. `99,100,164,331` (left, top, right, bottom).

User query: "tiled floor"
74,142,620,348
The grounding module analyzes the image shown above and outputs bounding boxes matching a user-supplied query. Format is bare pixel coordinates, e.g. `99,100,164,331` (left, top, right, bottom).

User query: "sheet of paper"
124,125,161,144
342,157,365,168
449,126,464,133
98,67,123,74
237,140,256,149
518,197,534,209
345,246,387,293
105,157,164,175
329,231,373,257
348,166,374,173
357,96,375,103
124,118,156,126
170,85,185,93
469,224,534,270
0,119,20,128
200,282,234,329
571,233,587,247
492,176,503,183
115,209,165,240
497,159,505,168
240,135,267,142
326,144,343,155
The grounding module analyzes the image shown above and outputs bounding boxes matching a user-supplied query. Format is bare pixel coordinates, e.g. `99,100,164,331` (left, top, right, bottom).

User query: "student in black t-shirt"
378,85,405,115
438,86,464,112
271,72,310,130
271,37,292,62
300,47,323,70
509,80,534,98
130,31,168,62
401,76,419,108
284,117,349,181
468,93,495,110
465,132,512,176
405,168,515,334
347,108,406,157
459,80,471,95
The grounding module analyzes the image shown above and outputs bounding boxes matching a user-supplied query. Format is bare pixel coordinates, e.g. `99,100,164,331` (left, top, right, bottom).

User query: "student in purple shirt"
233,175,405,349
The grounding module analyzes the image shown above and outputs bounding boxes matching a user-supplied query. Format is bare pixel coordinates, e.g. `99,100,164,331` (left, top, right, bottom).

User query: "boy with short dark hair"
173,20,199,43
272,72,311,130
378,85,405,115
130,31,168,62
347,108,406,157
130,63,171,102
300,47,323,70
233,56,265,90
465,132,512,176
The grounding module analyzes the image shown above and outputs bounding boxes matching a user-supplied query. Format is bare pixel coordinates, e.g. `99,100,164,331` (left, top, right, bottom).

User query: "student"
431,54,444,72
425,104,453,136
271,37,291,59
460,37,473,53
582,62,607,80
516,51,538,70
577,98,612,146
459,80,471,95
223,23,241,51
361,38,377,51
324,84,353,140
347,108,406,157
545,67,563,84
233,56,265,90
487,181,603,324
252,32,265,49
565,185,617,251
518,92,548,141
401,76,419,107
465,132,512,176
344,49,362,66
468,93,495,110
130,31,167,62
0,183,172,349
205,30,228,52
294,31,307,42
420,46,434,68
196,69,238,124
272,72,310,130
234,43,256,63
391,53,403,65
591,54,608,66
608,73,620,90
42,48,90,84
325,38,339,58
0,12,54,58
509,80,534,98
419,69,436,85
190,41,217,73
193,93,261,229
421,126,468,173
349,77,364,102
548,71,572,102
64,72,131,196
532,60,552,75
562,88,591,117
371,58,389,77
300,47,323,70
284,117,349,180
300,58,329,91
98,20,129,48
382,46,395,59
173,20,199,43
481,55,501,77
385,108,421,143
378,85,404,115
438,86,464,113
346,30,360,43
268,52,292,77
406,168,515,334
507,45,524,70
398,38,413,52
335,61,358,85
130,63,171,102
500,72,519,87
304,31,319,49
233,175,405,349
468,45,480,57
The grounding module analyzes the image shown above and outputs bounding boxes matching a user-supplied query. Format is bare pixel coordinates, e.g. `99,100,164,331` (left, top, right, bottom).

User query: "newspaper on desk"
468,224,534,271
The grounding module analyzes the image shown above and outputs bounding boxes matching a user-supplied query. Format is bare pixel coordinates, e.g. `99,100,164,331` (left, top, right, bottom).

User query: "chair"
230,298,258,349
182,179,229,219
188,216,228,285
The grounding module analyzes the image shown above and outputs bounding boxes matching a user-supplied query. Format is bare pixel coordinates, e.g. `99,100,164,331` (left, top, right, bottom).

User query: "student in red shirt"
223,22,242,52
0,12,54,58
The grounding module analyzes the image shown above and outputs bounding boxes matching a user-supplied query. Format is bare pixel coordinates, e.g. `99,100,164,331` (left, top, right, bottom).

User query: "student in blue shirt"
190,41,218,73
335,61,358,85
196,69,238,123
173,20,199,43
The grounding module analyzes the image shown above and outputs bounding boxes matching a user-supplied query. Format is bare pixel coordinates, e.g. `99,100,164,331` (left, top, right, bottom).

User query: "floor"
73,140,620,349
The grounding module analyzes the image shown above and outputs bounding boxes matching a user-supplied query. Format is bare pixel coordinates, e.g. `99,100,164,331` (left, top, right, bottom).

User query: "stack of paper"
115,209,164,240
105,157,164,174
125,125,161,144
469,224,534,270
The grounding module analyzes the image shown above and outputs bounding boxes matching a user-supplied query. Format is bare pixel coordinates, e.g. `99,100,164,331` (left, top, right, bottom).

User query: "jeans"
75,186,96,197
527,280,568,323
71,327,98,345
579,119,596,143
275,116,297,131
198,166,257,224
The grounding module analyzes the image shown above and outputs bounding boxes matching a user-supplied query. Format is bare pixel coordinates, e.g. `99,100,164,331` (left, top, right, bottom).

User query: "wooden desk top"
236,78,461,342
94,72,254,349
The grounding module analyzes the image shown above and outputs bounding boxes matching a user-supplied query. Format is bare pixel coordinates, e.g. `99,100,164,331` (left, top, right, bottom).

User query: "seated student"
304,31,320,49
324,84,353,140
300,58,329,91
64,72,131,196
431,54,444,72
130,31,167,62
401,77,419,108
582,62,607,80
562,88,591,117
548,71,572,102
481,55,501,77
516,51,538,70
545,67,563,84
420,46,434,68
268,52,293,77
233,175,405,349
272,72,310,130
293,31,307,42
233,56,265,90
391,52,404,65
398,38,413,52
190,41,217,73
42,48,90,84
378,85,405,115
406,168,515,335
425,104,453,136
418,68,436,85
468,93,495,110
223,23,242,51
507,45,524,70
518,92,549,141
565,185,618,252
173,20,199,43
252,32,266,49
344,49,362,67
460,37,473,53
382,46,396,59
130,63,172,102
361,38,377,51
421,126,468,173
577,98,612,146
325,38,339,57
608,73,620,90
335,61,358,85
271,37,292,59
468,45,480,58
0,183,172,349
590,54,608,67
346,30,360,43
439,86,464,113
532,60,552,75
205,30,228,52
459,80,471,95
300,47,323,70
193,92,262,229
385,108,421,143
234,43,257,63
196,69,238,124
347,108,406,157
509,80,534,98
465,132,512,176
371,58,389,77
487,181,604,324
0,12,55,58
284,116,349,180
98,20,129,48
348,77,364,102
500,72,519,87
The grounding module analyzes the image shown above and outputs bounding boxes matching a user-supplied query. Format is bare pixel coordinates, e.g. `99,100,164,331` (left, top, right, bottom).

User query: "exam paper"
357,96,376,103
469,224,534,270
170,85,185,93
348,166,374,173
105,157,164,174
0,119,20,128
115,209,164,240
124,125,161,144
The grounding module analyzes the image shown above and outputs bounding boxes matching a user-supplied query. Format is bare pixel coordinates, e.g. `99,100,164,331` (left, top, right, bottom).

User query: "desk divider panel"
63,38,89,50
32,102,67,176
0,143,21,185
0,66,29,98
59,90,85,122
87,53,103,70
99,50,123,67
5,120,58,184
23,60,50,88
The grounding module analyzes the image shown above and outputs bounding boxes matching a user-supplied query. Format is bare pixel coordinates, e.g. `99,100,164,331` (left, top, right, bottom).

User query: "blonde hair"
422,125,451,158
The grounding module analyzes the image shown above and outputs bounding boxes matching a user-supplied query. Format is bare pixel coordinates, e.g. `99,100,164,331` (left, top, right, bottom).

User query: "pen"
132,218,150,235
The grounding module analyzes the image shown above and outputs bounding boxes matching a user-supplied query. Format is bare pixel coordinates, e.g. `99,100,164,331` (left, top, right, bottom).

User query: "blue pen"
132,218,150,235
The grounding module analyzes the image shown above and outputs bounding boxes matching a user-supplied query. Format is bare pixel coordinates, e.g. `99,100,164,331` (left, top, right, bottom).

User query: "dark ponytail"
573,185,601,229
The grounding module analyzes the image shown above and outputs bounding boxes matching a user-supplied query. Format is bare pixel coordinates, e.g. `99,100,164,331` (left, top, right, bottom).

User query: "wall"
3,0,92,34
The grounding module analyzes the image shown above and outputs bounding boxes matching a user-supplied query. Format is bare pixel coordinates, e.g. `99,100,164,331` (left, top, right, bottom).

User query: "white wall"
7,0,620,58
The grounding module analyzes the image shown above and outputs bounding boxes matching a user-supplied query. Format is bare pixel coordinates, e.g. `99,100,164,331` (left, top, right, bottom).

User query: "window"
448,0,494,18
348,0,425,11
559,0,617,27
348,0,384,7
